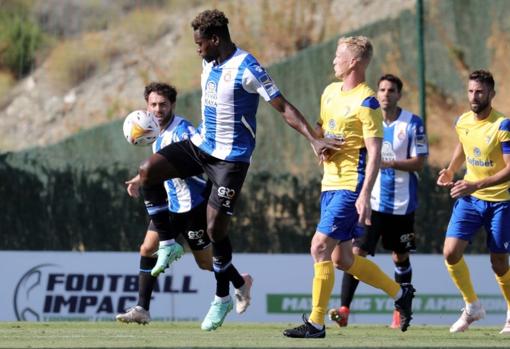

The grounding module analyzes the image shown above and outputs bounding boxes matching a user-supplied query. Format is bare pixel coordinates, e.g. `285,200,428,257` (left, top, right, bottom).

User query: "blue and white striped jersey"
371,109,428,215
152,115,207,213
191,48,281,163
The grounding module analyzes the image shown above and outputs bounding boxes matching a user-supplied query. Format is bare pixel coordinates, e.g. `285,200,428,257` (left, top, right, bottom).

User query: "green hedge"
2,0,506,253
0,155,487,253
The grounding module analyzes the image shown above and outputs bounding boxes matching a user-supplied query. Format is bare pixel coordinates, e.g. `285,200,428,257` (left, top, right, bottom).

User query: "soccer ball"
122,110,159,146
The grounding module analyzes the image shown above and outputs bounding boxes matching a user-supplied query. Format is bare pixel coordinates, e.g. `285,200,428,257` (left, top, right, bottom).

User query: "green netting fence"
1,0,508,253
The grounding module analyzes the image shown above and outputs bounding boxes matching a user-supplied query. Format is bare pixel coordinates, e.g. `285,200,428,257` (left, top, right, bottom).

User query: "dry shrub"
224,0,334,64
46,32,121,89
161,19,201,91
0,70,14,103
115,8,172,45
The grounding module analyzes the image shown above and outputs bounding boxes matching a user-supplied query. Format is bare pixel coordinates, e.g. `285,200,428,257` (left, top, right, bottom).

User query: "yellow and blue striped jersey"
456,109,510,201
318,81,383,192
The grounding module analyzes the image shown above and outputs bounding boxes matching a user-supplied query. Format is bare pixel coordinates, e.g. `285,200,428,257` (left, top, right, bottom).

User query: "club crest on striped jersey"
204,81,217,107
223,69,234,82
381,141,396,161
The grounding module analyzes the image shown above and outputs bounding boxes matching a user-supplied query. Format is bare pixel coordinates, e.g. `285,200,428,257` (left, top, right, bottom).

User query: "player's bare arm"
437,142,465,187
269,95,343,158
356,136,382,226
450,153,510,198
314,122,324,138
125,174,141,198
313,122,340,164
381,155,426,172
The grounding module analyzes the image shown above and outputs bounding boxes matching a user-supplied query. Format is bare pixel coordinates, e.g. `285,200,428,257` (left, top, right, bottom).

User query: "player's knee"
393,252,409,264
197,259,213,271
444,253,459,265
353,246,368,257
332,258,348,271
207,222,227,242
310,241,327,260
490,255,509,276
139,243,155,257
443,246,461,264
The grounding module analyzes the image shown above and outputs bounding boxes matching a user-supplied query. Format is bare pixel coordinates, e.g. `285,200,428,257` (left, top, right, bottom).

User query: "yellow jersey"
455,109,510,201
318,81,383,192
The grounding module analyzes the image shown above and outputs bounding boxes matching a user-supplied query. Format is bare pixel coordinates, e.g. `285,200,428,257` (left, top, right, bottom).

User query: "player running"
283,36,415,339
331,74,427,329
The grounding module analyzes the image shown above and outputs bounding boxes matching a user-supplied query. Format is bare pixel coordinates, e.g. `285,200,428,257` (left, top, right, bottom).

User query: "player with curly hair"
136,9,343,331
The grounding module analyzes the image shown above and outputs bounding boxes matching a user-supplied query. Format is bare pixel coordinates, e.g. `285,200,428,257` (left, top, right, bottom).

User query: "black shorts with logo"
156,139,249,215
148,200,210,251
354,210,416,255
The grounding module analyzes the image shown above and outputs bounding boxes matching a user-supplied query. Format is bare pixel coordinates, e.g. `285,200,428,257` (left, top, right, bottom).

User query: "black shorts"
148,200,210,251
354,210,416,255
157,139,249,215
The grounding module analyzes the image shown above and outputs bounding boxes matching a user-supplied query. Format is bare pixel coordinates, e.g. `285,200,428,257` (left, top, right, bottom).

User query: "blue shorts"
446,196,510,253
316,190,365,241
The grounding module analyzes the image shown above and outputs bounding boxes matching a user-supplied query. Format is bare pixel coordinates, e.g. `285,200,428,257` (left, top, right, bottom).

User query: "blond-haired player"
283,36,415,339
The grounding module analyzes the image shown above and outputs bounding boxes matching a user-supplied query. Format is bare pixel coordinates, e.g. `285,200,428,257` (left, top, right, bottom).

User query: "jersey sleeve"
498,118,510,154
175,119,196,142
242,60,281,102
409,115,429,157
359,96,383,138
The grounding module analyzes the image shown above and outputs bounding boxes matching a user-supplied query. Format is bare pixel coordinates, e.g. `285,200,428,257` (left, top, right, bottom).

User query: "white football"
122,110,159,146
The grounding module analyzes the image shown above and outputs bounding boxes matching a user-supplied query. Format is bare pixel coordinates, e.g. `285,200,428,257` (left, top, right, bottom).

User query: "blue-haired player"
437,70,510,334
116,82,212,324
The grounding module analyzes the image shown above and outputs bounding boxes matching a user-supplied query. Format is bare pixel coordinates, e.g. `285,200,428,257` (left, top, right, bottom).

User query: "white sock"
466,300,481,313
308,318,324,330
159,239,175,247
394,289,403,300
215,295,231,303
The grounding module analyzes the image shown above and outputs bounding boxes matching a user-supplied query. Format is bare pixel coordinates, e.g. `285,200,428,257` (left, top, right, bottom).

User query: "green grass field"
1,322,509,348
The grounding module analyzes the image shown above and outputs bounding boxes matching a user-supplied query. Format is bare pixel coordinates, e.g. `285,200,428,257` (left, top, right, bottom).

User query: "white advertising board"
0,252,506,326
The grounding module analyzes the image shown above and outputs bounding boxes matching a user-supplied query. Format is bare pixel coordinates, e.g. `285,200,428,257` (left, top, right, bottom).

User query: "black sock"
341,272,360,308
226,264,244,289
394,258,412,284
212,236,243,297
214,269,230,298
137,256,157,310
141,183,175,241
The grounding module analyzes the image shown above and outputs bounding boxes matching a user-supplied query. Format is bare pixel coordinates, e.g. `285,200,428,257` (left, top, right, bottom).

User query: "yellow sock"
308,261,334,326
495,269,510,310
445,257,478,303
347,255,400,298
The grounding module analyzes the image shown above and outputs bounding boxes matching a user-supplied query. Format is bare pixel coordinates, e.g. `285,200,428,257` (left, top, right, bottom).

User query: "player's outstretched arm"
269,95,342,159
451,153,510,198
382,155,426,172
437,142,464,187
356,136,382,226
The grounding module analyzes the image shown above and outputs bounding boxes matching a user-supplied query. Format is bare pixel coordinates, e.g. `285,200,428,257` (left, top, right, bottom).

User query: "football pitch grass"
1,322,509,348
